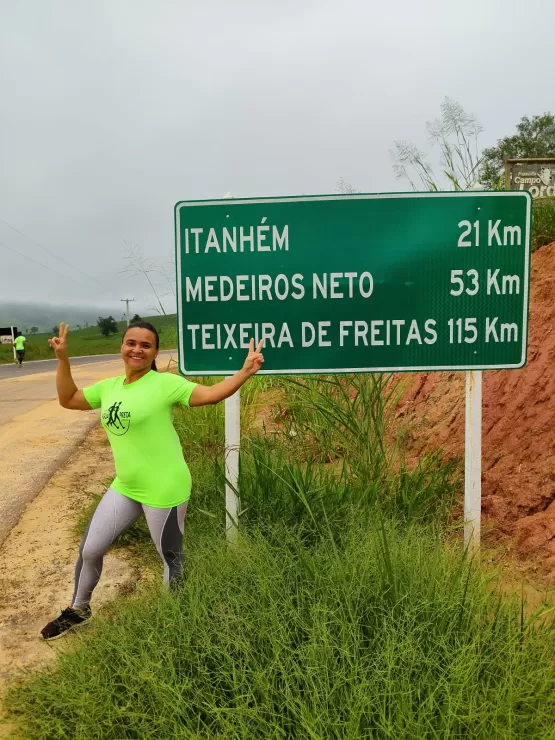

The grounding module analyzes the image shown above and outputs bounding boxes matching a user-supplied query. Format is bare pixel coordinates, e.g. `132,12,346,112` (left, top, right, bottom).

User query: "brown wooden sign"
505,158,555,198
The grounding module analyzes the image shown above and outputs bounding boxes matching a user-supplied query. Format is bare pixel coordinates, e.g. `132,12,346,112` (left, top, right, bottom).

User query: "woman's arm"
49,323,92,410
189,339,264,407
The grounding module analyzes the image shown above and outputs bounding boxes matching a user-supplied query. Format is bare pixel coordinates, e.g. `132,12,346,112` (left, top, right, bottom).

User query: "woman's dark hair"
122,321,160,371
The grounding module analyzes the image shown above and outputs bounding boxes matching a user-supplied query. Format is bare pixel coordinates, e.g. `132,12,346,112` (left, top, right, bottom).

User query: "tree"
30,326,38,334
481,113,555,189
97,316,118,337
52,326,58,335
390,98,483,192
131,313,142,323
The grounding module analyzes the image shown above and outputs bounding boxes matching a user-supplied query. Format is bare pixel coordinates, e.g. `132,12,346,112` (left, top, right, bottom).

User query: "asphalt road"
0,350,178,381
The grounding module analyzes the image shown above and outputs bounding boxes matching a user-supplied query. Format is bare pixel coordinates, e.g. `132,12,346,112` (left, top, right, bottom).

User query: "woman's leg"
72,488,142,608
143,502,188,586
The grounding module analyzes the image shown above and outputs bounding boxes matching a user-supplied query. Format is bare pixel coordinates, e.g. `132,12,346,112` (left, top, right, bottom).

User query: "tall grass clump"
234,374,459,536
532,197,555,251
391,98,483,192
6,519,555,739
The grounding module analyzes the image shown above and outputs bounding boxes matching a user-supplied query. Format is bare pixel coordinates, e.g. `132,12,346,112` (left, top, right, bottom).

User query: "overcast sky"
1,0,553,317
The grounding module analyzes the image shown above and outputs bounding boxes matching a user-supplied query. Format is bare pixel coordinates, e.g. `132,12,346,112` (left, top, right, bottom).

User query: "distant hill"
0,302,139,333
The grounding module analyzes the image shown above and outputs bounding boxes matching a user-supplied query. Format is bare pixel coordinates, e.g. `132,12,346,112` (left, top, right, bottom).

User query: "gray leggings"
72,487,188,608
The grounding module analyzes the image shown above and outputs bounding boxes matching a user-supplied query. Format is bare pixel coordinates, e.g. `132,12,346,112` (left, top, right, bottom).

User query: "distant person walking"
40,321,264,640
13,333,26,367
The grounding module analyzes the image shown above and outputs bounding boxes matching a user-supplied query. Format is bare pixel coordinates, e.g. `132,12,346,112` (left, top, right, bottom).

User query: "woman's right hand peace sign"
48,322,70,360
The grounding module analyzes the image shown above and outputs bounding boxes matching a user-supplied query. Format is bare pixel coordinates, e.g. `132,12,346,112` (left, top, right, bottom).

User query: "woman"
41,321,264,640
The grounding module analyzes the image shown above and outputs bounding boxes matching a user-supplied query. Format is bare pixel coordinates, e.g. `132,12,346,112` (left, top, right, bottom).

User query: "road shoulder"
0,426,139,736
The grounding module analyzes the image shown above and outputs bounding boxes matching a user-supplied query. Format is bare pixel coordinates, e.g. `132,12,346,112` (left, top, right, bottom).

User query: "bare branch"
392,98,484,191
337,177,359,194
121,241,167,316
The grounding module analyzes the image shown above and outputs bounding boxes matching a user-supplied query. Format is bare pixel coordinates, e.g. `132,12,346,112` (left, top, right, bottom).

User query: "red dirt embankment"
397,241,555,573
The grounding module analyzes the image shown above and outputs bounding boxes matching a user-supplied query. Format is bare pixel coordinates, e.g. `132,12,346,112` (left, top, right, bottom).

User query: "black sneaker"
40,606,92,641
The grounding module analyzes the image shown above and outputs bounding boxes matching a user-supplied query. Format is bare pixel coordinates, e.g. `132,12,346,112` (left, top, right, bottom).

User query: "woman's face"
121,327,159,372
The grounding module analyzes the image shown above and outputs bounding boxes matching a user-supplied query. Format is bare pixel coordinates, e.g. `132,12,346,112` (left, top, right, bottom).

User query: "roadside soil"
0,427,140,737
397,241,555,579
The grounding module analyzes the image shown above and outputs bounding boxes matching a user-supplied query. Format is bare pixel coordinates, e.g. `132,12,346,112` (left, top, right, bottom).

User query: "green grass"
0,314,178,364
5,373,555,739
532,197,555,251
6,521,555,739
171,374,460,537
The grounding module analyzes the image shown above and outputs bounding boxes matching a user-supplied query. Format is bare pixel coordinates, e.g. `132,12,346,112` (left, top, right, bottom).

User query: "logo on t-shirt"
102,401,131,436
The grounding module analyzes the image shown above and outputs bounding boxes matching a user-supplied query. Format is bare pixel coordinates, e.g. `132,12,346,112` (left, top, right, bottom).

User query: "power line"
0,216,107,288
0,239,113,296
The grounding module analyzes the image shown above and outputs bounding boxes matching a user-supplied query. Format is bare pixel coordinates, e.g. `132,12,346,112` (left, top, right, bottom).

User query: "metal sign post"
222,193,241,545
464,370,482,552
224,388,240,544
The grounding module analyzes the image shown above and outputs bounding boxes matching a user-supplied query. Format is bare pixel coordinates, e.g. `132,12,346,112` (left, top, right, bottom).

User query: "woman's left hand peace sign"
242,339,264,376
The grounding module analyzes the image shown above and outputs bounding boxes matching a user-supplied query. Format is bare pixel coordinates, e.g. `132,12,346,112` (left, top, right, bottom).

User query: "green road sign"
174,192,531,375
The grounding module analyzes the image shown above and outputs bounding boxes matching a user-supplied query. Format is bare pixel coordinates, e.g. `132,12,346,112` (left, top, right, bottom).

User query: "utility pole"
120,298,135,327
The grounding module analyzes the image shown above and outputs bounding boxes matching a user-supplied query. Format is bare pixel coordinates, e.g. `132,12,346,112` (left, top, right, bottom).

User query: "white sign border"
174,191,531,376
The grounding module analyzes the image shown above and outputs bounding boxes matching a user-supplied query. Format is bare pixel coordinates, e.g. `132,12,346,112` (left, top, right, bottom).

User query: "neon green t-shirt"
14,336,26,350
83,371,197,508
